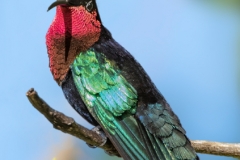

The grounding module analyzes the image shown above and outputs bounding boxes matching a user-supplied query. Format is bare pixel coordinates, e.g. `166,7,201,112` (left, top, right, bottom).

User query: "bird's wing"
71,47,197,160
71,49,149,159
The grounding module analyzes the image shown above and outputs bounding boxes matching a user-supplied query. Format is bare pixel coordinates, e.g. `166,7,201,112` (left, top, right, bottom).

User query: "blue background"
1,0,240,159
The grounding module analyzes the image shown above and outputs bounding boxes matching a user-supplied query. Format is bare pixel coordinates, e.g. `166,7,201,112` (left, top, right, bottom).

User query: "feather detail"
71,48,198,160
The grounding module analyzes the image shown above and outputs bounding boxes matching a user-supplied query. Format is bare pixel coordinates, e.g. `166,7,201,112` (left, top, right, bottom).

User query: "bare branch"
26,88,120,157
26,88,240,159
191,140,240,158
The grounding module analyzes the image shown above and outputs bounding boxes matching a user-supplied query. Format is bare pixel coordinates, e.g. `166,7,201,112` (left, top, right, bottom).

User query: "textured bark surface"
26,88,240,159
26,88,119,156
191,140,240,158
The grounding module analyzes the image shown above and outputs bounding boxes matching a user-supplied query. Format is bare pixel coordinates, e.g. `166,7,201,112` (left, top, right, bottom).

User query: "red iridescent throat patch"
46,6,101,84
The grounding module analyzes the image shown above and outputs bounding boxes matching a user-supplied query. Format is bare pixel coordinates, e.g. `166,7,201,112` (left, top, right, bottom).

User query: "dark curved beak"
47,0,68,11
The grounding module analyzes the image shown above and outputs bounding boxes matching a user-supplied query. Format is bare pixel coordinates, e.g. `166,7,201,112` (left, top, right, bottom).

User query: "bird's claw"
86,126,107,148
104,150,117,156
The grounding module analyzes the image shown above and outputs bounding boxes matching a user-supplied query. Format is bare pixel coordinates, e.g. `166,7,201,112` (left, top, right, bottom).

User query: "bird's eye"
86,0,93,12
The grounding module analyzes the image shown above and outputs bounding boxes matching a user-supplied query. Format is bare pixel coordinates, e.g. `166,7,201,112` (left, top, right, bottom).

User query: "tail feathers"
105,115,149,160
103,114,176,160
137,119,176,160
103,115,199,160
93,102,198,160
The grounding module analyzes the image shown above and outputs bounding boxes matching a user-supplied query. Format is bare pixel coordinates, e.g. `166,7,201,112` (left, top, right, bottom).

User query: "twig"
26,88,120,157
26,88,240,158
191,140,240,158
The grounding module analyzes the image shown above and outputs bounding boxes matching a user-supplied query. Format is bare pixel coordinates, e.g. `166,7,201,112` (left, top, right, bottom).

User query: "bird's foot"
86,126,107,148
104,150,118,156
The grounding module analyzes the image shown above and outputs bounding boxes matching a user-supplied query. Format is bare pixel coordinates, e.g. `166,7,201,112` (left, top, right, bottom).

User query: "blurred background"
1,0,240,159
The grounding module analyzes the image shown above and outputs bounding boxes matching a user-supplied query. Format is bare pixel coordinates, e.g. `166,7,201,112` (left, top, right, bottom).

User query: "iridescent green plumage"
71,49,149,159
71,49,138,133
71,48,197,160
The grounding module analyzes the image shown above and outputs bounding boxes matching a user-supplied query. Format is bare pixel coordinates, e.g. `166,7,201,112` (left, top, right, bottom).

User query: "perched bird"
46,0,198,159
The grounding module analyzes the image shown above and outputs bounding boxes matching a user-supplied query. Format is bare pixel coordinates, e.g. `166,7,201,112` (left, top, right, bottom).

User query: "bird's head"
46,0,102,84
48,0,98,13
46,0,101,37
47,0,101,23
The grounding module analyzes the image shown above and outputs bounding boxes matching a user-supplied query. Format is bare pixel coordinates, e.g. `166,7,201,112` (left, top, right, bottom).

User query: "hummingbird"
46,0,198,159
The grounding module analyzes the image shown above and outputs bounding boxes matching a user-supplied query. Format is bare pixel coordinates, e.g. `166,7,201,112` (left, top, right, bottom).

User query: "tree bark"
26,88,240,159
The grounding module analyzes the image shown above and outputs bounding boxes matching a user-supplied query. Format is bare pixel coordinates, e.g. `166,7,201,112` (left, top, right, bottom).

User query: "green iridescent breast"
71,49,137,134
